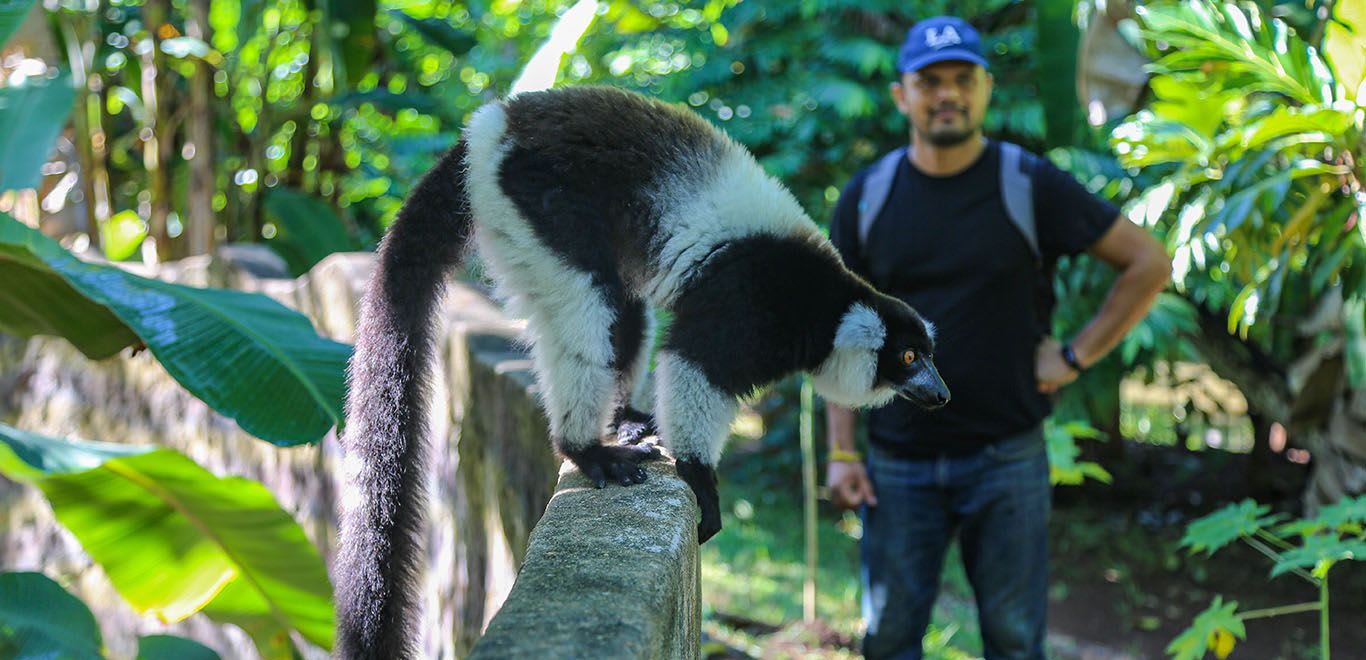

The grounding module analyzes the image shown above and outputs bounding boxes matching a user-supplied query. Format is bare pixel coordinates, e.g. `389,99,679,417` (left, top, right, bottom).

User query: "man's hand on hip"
1036,336,1079,394
827,460,878,509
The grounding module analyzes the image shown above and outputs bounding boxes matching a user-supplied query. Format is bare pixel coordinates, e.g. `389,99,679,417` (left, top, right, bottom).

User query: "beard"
916,107,978,146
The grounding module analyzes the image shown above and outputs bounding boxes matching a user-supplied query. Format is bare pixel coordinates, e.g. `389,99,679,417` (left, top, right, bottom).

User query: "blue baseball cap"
897,16,989,74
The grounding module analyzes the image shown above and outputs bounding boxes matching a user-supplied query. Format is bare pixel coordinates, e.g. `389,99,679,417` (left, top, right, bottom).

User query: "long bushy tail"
334,139,472,659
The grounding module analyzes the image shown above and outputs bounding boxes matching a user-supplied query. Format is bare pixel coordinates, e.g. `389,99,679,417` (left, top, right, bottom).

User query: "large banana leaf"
0,571,103,660
0,423,334,650
0,70,77,192
0,213,350,446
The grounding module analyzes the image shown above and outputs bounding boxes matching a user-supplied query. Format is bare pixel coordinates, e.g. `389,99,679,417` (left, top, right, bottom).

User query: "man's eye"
902,350,917,366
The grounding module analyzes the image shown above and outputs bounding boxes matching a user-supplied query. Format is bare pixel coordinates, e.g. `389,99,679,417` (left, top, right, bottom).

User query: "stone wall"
0,247,700,659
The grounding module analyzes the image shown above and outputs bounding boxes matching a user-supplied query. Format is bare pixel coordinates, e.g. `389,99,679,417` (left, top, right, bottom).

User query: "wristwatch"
1060,343,1084,372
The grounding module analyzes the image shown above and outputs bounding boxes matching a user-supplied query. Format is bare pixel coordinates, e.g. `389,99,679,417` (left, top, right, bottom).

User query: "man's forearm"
1071,249,1170,367
826,403,858,451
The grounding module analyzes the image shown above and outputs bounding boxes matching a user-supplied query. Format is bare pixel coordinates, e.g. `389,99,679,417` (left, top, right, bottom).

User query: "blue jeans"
860,427,1050,660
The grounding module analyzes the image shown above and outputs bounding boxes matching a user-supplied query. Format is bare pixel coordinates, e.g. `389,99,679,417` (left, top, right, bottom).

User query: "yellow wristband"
829,449,862,463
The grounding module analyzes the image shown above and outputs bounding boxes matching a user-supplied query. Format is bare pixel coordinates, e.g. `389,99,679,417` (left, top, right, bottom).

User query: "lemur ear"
833,303,886,351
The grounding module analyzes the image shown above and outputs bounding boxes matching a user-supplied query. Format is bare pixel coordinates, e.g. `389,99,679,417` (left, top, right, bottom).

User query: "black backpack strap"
857,146,908,250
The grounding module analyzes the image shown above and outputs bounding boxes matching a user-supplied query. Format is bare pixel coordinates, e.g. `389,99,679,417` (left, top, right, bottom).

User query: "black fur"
334,142,471,660
666,235,889,395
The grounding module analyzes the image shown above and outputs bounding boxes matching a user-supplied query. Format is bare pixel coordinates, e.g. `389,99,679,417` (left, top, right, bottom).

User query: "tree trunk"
141,0,174,261
184,0,216,256
58,12,110,250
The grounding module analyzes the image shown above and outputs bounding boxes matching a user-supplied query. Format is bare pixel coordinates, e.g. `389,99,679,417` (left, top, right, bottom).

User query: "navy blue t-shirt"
830,141,1119,457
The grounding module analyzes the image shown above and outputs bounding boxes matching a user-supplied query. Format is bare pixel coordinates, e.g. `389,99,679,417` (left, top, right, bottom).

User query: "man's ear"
889,79,910,117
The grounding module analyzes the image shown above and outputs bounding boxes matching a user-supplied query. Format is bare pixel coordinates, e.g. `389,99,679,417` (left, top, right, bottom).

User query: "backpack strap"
998,141,1039,259
857,146,907,249
857,142,1039,258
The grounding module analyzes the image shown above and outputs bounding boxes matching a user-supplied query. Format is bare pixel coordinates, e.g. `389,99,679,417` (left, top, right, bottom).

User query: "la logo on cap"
925,26,962,49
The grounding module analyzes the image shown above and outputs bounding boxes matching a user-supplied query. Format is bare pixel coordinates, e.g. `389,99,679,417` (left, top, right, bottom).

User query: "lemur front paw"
609,406,659,445
675,458,721,544
564,441,663,488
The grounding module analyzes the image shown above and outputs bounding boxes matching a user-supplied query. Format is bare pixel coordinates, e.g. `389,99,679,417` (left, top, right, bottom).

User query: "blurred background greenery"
2,0,1366,657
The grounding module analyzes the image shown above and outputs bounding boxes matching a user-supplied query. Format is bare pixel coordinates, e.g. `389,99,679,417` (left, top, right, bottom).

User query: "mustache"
932,105,967,114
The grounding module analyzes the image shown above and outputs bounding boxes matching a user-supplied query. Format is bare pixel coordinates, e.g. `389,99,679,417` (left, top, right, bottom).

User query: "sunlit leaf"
1166,596,1245,660
1045,420,1112,486
102,209,149,262
0,213,349,445
0,423,334,649
1325,0,1366,99
0,70,76,191
1181,500,1280,555
603,0,659,34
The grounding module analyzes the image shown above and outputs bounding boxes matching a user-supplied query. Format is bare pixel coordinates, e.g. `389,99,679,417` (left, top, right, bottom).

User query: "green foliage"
0,571,103,660
262,187,358,275
0,216,141,360
1117,0,1364,353
0,423,333,652
1272,533,1366,579
1036,0,1081,147
0,70,77,192
0,213,350,446
1166,596,1244,660
0,572,225,660
1324,0,1366,99
1174,495,1366,657
1179,499,1281,556
1044,418,1113,486
137,635,222,660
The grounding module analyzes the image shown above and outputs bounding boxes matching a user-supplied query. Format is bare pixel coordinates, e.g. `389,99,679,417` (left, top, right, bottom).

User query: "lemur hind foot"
675,458,721,543
610,405,659,445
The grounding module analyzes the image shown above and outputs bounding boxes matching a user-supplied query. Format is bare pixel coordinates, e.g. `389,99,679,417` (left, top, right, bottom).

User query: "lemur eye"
902,350,917,365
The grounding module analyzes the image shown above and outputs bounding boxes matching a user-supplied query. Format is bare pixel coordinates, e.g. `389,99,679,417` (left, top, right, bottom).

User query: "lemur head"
811,293,950,410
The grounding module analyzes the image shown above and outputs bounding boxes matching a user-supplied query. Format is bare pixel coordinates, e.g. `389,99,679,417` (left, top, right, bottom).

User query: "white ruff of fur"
464,103,619,448
644,142,836,306
655,352,737,466
811,303,896,408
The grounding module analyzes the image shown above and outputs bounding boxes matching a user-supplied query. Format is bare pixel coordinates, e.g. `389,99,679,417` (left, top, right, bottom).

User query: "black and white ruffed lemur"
334,86,950,658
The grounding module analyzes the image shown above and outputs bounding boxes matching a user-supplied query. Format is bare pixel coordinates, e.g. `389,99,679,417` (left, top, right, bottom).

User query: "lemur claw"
675,458,722,544
566,442,661,489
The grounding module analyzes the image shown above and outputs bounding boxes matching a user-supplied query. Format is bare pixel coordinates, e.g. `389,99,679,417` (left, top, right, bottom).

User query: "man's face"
891,60,992,147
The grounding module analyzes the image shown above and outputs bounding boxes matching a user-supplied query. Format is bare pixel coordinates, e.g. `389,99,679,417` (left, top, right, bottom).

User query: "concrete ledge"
469,460,701,660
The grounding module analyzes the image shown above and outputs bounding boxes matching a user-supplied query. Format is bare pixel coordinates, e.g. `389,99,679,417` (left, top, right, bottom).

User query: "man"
825,16,1170,659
